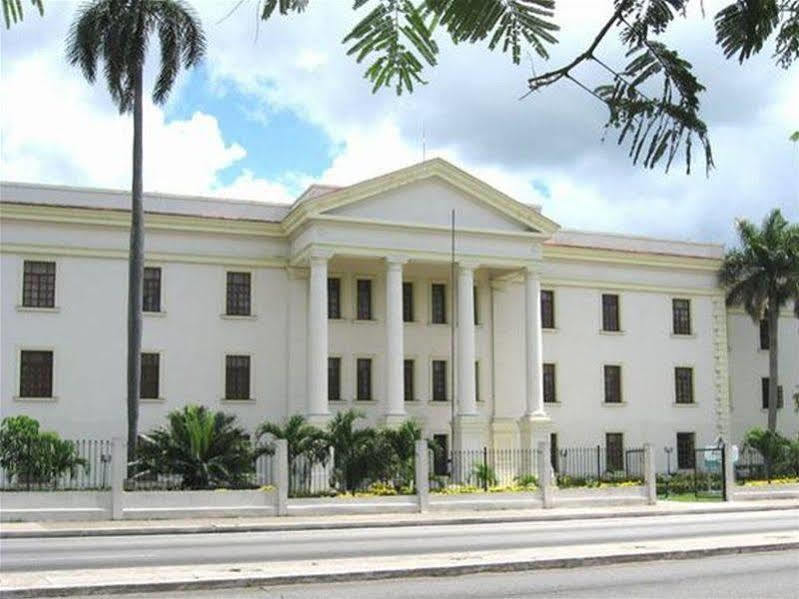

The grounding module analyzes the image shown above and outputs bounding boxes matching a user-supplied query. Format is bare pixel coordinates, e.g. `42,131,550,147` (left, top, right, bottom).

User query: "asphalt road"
2,509,797,572
65,550,799,599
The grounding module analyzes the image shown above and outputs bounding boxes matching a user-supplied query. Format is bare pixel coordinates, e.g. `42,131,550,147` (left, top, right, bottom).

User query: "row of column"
305,252,546,424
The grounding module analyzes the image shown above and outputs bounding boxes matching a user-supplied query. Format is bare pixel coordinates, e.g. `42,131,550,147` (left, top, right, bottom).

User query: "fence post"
537,441,554,508
643,443,656,505
415,440,429,513
722,441,735,502
111,436,126,520
596,444,601,480
275,439,289,516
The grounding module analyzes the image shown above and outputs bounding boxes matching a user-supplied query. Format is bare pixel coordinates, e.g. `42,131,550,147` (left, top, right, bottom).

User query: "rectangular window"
328,357,341,401
676,432,696,469
404,359,414,401
604,365,622,404
606,432,624,472
19,350,53,397
431,283,447,324
761,377,784,409
473,285,479,325
140,353,160,399
543,363,557,403
541,289,555,329
226,272,251,316
402,282,414,322
356,279,372,320
550,432,559,473
759,318,769,350
356,358,372,400
432,360,447,401
22,260,55,308
672,298,691,335
225,355,250,400
433,434,449,476
142,267,161,312
674,367,694,404
475,361,480,402
601,294,620,332
327,278,341,319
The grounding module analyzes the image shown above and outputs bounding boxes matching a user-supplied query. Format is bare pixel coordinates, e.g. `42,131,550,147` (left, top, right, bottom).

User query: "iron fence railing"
447,448,541,490
288,454,335,497
0,439,113,491
554,446,645,482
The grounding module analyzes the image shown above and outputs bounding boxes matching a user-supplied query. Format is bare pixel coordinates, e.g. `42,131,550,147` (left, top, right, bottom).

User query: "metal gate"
693,444,727,500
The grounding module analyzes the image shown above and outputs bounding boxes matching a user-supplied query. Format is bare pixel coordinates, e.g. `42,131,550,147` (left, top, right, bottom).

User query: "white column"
385,256,406,424
457,262,477,416
307,253,330,419
524,264,546,417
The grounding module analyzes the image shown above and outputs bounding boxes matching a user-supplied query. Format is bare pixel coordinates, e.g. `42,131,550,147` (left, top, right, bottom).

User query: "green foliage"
470,462,498,488
514,473,539,488
257,414,329,467
135,405,267,490
743,428,793,480
715,0,798,68
2,0,42,28
0,415,87,489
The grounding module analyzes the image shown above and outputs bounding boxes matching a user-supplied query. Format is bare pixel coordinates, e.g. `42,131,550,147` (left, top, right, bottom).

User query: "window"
225,355,250,400
759,318,769,350
404,359,415,401
19,350,53,397
676,432,696,469
226,272,251,316
328,278,341,319
761,377,784,409
541,290,555,329
475,361,480,401
356,279,372,320
432,360,447,401
550,432,559,473
328,357,341,401
606,432,624,472
403,282,414,322
432,434,449,476
356,358,372,400
672,298,691,335
604,365,622,403
473,285,479,325
431,283,447,324
22,260,55,308
543,363,557,403
601,294,620,331
674,367,694,404
140,353,160,399
143,267,161,312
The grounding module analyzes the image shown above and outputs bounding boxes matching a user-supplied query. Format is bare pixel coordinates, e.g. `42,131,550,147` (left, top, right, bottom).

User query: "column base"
490,418,518,450
518,413,552,450
382,413,407,428
454,414,488,451
306,413,331,429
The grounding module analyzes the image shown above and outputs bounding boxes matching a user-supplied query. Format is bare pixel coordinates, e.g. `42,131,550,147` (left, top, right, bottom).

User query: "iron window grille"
356,279,372,320
473,285,479,325
404,359,414,401
22,260,55,308
431,283,447,324
603,365,622,403
402,282,414,322
226,272,251,316
541,290,555,329
20,350,53,397
140,353,160,399
676,432,696,469
328,357,341,401
143,267,161,312
674,367,694,404
759,318,769,350
672,298,691,335
605,432,624,472
327,278,341,319
543,363,557,403
760,377,784,409
356,358,372,400
225,355,250,400
601,294,620,331
432,360,447,401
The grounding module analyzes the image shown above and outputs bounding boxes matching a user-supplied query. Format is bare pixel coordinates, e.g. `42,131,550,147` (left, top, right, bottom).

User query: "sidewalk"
2,498,797,538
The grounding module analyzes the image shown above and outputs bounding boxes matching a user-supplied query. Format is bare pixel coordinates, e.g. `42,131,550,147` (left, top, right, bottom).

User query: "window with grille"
541,290,555,329
543,363,557,403
225,355,250,400
672,298,691,335
356,279,372,320
759,318,769,350
140,353,160,399
22,260,55,308
403,282,414,322
328,357,341,401
473,285,479,325
761,377,784,409
606,432,624,472
143,267,161,312
356,358,372,400
431,283,447,324
604,365,622,403
677,432,696,469
404,359,414,401
475,361,480,401
674,367,694,404
327,278,341,319
19,350,53,397
433,434,449,476
226,272,251,316
601,294,620,331
432,360,447,401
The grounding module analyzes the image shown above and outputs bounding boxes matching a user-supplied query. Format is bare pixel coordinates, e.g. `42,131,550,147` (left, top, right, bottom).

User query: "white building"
1,159,797,473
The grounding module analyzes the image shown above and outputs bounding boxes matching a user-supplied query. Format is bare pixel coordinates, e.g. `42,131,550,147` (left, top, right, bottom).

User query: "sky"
1,1,797,245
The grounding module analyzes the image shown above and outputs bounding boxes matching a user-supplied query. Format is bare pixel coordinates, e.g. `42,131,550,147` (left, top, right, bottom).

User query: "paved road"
65,550,799,599
2,509,797,572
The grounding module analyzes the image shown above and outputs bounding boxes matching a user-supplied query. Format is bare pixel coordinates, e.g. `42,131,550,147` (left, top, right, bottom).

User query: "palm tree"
256,414,329,468
66,0,206,467
326,409,377,493
720,209,799,432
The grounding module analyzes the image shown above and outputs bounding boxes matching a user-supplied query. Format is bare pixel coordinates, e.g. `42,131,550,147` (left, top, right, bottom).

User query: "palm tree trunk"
767,299,780,432
126,63,144,471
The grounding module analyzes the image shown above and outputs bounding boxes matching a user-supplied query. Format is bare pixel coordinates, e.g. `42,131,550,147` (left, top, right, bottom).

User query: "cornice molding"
543,244,722,271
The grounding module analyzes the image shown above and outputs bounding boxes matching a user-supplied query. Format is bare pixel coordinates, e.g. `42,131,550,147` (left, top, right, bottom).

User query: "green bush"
743,428,797,480
471,463,498,488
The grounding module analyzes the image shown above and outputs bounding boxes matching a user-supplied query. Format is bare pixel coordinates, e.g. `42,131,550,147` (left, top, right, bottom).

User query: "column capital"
308,247,335,264
457,259,481,272
523,261,544,277
385,255,408,268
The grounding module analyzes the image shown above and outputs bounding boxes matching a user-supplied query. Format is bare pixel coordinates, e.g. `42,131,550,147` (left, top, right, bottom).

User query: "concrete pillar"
111,436,126,520
275,439,288,516
384,256,407,426
644,443,657,505
307,252,331,421
524,264,545,418
415,439,429,513
457,262,477,417
723,439,735,502
537,440,554,508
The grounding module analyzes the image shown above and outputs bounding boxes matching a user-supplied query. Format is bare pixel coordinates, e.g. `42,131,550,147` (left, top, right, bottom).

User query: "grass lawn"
658,493,724,503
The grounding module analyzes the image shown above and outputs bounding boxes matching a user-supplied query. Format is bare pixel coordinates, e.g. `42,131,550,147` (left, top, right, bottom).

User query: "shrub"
743,428,793,481
471,463,498,488
515,474,539,488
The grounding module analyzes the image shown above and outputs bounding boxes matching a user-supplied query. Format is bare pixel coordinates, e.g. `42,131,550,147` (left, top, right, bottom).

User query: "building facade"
1,160,797,473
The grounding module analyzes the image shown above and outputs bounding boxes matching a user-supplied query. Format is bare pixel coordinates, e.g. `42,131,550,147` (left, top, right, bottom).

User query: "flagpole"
450,209,456,467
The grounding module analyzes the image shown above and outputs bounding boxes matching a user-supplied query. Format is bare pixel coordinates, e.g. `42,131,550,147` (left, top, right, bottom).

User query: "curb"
2,503,798,539
1,541,797,598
